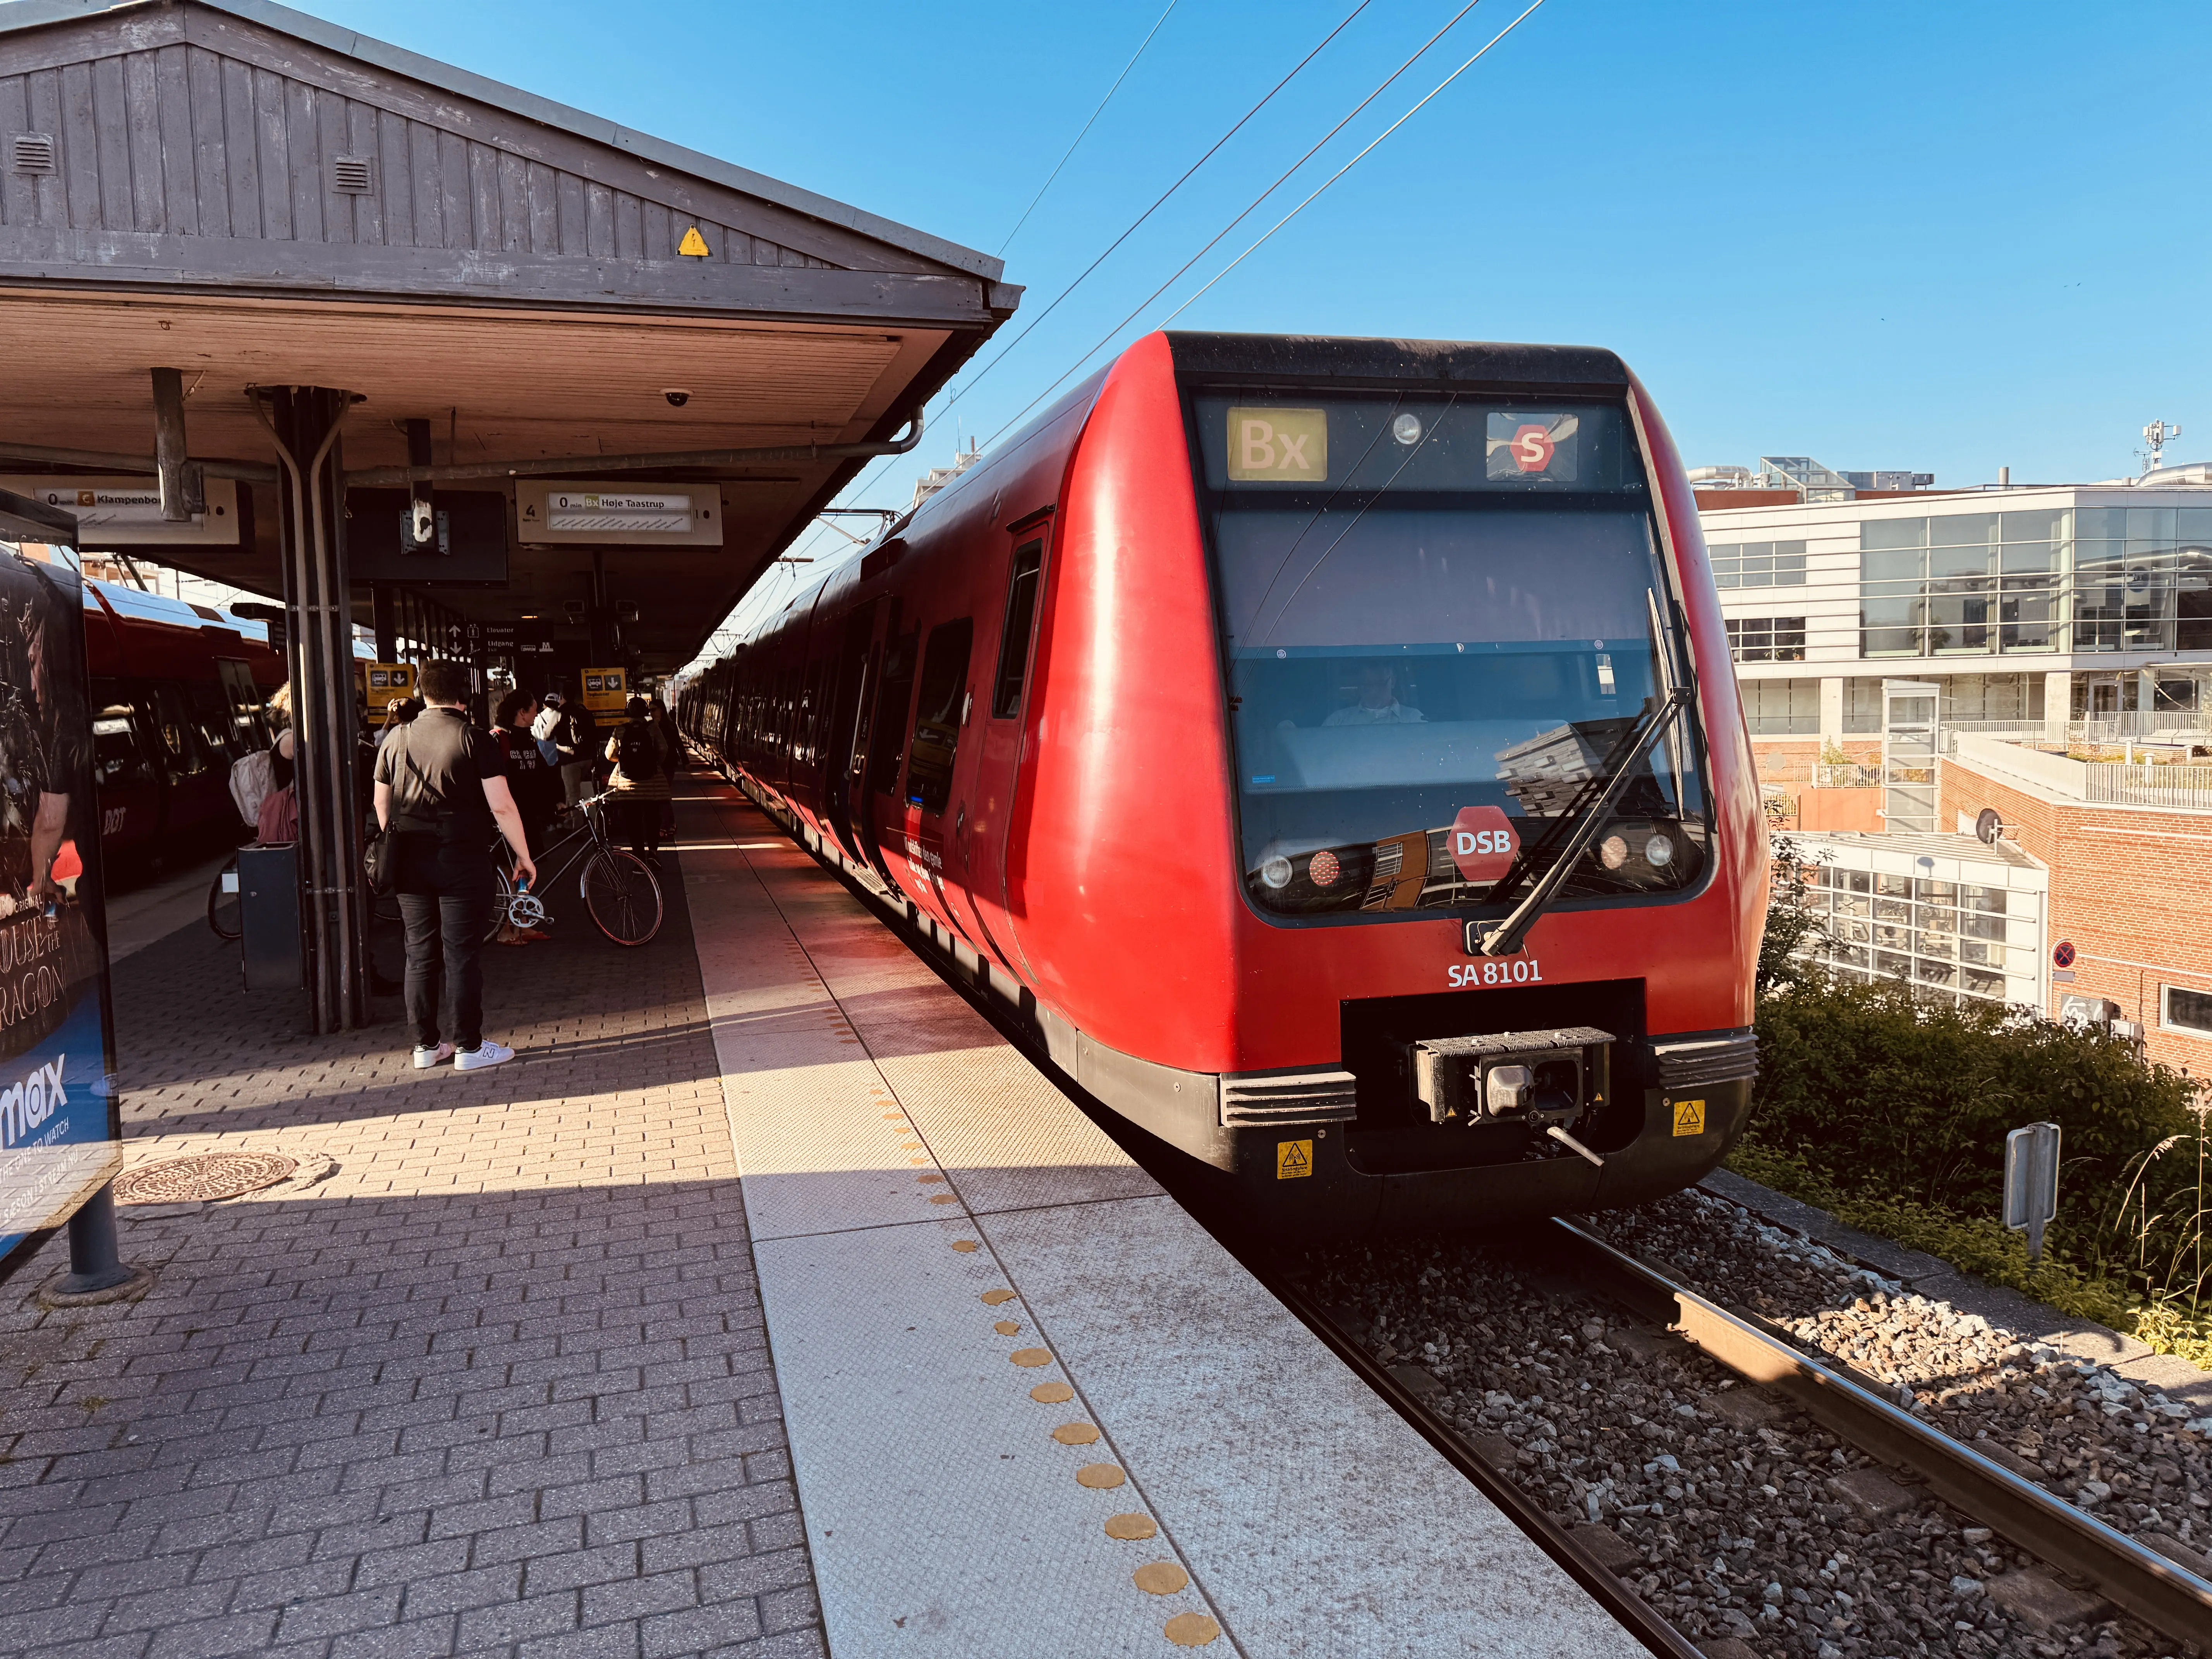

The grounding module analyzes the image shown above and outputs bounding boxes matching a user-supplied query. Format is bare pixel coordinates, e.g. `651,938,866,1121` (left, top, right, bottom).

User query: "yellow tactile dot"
994,1320,1021,1336
1051,1422,1098,1445
1075,1463,1125,1489
951,1240,979,1253
981,1289,1017,1306
928,1194,960,1205
1029,1382,1073,1404
916,1173,946,1184
1010,1348,1053,1368
881,1113,903,1121
1133,1562,1188,1596
1104,1513,1156,1540
1164,1613,1220,1647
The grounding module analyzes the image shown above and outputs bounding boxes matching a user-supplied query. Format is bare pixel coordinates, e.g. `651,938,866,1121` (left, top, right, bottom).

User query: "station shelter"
0,0,1018,1031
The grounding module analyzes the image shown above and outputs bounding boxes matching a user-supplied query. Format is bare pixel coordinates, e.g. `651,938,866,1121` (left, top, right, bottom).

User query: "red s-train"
680,333,1765,1230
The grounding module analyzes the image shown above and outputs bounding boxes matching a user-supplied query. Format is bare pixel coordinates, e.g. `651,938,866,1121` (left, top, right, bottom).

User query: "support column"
2044,670,2071,746
371,583,398,663
263,386,367,1033
1818,677,1844,752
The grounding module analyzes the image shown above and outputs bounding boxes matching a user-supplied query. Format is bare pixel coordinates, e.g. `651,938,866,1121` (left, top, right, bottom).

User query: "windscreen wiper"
1470,685,1694,960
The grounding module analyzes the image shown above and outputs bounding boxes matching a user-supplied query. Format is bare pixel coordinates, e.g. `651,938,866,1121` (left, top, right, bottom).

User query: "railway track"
1271,1219,2212,1657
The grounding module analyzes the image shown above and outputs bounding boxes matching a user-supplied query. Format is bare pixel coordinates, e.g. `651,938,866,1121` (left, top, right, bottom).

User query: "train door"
957,527,1050,975
891,617,977,938
822,599,884,862
855,616,917,888
88,678,162,859
148,681,225,839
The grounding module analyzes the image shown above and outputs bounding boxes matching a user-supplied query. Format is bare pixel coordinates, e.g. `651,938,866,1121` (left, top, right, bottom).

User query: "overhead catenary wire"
1159,0,1547,329
981,0,1528,449
996,0,1180,257
945,0,1372,411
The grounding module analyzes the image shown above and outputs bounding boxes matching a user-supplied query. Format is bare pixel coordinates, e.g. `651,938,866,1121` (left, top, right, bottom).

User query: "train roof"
1163,332,1631,394
81,578,371,658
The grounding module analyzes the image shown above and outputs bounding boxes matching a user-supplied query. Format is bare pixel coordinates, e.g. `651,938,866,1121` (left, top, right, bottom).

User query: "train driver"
1321,664,1425,726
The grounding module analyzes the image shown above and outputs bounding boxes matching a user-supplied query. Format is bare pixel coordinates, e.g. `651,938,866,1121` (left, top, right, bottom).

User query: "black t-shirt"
375,706,505,842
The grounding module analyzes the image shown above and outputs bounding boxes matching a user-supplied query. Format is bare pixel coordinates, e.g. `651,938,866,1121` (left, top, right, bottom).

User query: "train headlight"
1308,849,1341,888
1392,413,1423,446
1260,855,1293,890
1644,833,1676,869
1598,834,1629,871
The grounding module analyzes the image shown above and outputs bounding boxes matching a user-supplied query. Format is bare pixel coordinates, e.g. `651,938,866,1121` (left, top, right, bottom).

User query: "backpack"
229,747,275,828
616,721,654,779
257,783,299,844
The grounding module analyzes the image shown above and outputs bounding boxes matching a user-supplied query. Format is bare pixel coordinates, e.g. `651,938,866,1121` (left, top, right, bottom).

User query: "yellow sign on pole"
581,667,629,714
365,662,415,712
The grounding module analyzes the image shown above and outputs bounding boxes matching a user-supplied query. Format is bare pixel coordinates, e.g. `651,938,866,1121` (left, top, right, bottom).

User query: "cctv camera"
663,389,690,408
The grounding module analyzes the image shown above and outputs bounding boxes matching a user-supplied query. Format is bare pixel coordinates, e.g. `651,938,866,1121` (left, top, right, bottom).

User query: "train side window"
904,619,973,815
89,680,156,791
991,541,1045,718
187,682,236,760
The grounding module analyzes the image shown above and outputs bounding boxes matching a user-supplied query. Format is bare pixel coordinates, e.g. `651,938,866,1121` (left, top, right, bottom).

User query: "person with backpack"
373,660,536,1072
603,696,670,867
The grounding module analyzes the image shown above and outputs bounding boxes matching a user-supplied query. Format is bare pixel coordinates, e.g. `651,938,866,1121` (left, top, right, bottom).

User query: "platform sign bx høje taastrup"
0,551,122,1265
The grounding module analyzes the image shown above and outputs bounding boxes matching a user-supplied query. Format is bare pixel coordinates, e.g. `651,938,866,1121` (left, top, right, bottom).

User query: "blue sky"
303,0,2204,592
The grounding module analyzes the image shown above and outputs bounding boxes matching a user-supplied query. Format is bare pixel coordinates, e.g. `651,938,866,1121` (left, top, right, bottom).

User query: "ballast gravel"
1300,1186,2211,1659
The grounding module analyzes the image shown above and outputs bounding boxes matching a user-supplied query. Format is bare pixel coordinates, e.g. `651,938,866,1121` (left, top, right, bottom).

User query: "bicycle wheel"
206,856,241,941
581,848,663,946
484,862,515,943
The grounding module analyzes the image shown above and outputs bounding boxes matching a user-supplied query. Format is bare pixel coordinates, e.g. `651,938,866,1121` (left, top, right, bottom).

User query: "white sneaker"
453,1041,515,1072
412,1042,454,1070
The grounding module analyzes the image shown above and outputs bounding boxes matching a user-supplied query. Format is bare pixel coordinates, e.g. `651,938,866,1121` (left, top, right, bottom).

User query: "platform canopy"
0,0,1016,672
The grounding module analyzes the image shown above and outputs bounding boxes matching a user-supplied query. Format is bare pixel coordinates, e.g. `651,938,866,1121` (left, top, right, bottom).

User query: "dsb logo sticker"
1449,805,1517,885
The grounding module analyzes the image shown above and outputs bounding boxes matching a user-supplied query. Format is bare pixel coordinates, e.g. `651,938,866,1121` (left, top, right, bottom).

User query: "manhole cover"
113,1152,298,1205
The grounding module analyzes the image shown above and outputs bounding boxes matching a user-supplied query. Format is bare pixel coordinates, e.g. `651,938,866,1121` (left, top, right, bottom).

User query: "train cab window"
903,620,972,815
991,542,1045,718
89,682,156,791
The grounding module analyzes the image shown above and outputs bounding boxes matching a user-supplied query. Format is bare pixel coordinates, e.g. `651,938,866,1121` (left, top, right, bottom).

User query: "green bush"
1736,973,2212,1367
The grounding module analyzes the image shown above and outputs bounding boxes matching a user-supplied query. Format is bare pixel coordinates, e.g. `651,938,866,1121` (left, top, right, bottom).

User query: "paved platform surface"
682,781,1633,1659
0,773,1637,1659
0,806,824,1659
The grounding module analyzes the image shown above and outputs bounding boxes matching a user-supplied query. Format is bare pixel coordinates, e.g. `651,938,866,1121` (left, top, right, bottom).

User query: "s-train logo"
0,1055,67,1149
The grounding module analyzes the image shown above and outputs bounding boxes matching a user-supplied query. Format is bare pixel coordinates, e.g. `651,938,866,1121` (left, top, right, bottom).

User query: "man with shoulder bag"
372,661,537,1072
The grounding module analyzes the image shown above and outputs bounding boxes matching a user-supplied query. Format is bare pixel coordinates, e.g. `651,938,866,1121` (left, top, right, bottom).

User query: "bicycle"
491,792,663,947
208,851,241,940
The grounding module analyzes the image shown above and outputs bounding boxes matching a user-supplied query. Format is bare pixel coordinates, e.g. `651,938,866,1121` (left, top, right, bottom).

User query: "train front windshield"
1188,393,1711,919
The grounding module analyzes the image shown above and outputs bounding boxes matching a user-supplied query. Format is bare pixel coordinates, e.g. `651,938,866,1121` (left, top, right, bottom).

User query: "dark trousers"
394,836,493,1050
617,798,663,857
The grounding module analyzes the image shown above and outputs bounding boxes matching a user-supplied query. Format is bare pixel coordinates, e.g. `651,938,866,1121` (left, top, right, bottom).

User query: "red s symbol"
1513,424,1555,473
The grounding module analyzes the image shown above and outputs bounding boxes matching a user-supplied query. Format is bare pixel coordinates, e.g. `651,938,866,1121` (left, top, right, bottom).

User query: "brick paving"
0,800,824,1659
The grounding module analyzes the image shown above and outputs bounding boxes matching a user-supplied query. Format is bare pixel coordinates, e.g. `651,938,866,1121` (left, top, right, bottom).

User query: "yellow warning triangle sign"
677,225,710,258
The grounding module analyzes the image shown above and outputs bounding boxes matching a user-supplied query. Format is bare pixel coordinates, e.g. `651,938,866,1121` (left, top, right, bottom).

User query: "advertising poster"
0,550,121,1263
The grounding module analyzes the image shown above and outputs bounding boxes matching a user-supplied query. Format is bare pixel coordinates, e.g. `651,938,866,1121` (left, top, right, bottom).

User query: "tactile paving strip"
681,783,1633,1658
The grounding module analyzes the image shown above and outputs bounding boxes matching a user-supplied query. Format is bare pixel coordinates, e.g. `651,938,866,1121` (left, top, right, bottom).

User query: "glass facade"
1712,541,1807,588
1860,508,2212,656
1726,615,1807,662
1803,867,2029,1007
1740,678,1819,735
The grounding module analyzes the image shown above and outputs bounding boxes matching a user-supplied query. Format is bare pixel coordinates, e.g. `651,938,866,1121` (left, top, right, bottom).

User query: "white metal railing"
2081,763,2212,810
2071,712,2212,742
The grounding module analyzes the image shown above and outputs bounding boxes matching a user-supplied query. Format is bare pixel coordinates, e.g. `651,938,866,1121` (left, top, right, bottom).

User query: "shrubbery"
1737,850,2211,1366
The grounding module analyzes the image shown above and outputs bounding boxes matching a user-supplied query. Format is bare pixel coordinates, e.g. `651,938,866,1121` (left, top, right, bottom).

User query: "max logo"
1511,424,1556,473
1448,807,1517,885
0,1055,66,1149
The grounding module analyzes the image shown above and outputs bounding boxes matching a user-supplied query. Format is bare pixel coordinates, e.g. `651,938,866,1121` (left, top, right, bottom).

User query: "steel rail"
1257,1269,1705,1659
1547,1216,2212,1648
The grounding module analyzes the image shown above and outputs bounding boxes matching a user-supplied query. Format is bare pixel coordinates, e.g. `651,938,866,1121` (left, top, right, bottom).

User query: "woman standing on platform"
603,696,671,868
